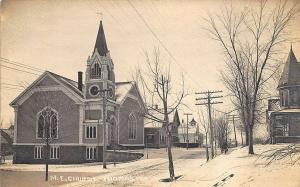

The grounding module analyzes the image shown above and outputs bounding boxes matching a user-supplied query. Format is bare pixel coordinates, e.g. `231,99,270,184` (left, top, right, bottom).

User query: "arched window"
110,116,117,143
37,107,58,139
107,65,111,81
128,113,137,140
90,63,101,79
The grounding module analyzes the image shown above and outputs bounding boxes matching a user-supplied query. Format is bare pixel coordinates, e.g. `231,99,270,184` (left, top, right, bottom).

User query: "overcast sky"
1,0,300,128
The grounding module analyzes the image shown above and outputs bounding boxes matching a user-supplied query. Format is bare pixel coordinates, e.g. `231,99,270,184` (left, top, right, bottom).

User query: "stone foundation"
13,145,143,164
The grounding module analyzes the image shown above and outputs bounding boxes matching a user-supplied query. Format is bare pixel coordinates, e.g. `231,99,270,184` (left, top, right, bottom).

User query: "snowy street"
2,145,299,187
0,147,207,187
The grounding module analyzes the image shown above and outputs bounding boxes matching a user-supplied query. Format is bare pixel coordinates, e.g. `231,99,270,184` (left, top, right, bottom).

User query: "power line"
1,86,24,91
0,64,40,76
127,0,201,89
2,82,24,88
1,58,44,73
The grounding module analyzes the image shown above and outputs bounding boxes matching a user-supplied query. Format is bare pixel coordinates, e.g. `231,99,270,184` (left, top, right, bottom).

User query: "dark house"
144,109,180,148
144,121,167,148
268,47,300,143
0,128,14,157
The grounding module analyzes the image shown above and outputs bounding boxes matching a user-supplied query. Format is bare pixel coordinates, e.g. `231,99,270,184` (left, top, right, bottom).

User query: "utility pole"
45,120,50,181
183,113,192,150
195,90,223,158
0,129,2,163
181,119,186,143
227,115,239,147
98,88,111,169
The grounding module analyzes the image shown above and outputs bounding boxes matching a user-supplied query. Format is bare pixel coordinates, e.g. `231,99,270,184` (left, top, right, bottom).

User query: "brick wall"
118,97,144,146
17,91,80,144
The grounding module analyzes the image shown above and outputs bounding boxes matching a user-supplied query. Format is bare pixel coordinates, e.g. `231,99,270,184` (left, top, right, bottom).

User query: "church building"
10,20,146,164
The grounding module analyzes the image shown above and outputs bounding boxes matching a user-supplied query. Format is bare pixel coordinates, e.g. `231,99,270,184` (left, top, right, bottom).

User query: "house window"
86,147,97,160
37,107,58,139
128,113,137,140
86,125,97,139
284,90,289,106
290,90,297,106
34,146,43,159
283,123,289,136
50,146,60,159
91,63,101,79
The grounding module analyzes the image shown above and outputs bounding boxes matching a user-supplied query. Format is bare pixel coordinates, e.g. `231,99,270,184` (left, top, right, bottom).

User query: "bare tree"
205,0,299,154
24,84,74,181
215,115,231,149
135,47,186,181
197,107,209,146
236,120,245,146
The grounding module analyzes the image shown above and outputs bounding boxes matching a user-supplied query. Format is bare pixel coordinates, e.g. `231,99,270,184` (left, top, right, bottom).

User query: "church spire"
94,20,108,56
278,47,300,87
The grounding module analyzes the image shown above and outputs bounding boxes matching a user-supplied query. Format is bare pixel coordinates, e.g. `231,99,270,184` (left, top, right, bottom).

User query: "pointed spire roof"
278,47,300,87
94,20,108,56
172,109,181,127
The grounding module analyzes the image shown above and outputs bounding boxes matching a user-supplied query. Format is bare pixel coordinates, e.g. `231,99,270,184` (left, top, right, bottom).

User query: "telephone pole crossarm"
195,90,223,95
196,96,223,100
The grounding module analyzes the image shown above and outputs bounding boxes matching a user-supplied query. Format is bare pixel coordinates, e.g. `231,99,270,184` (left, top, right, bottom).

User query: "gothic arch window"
107,65,111,81
110,116,117,143
37,107,58,139
90,62,101,79
128,113,137,140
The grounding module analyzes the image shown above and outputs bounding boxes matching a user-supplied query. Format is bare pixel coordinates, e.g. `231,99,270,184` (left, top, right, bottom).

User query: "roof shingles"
278,48,300,88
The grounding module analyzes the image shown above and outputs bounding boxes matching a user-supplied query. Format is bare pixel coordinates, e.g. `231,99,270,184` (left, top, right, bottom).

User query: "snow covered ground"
0,145,299,187
61,145,300,187
174,144,300,187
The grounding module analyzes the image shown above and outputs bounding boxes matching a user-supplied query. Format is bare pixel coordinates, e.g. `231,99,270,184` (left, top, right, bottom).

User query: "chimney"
78,71,83,91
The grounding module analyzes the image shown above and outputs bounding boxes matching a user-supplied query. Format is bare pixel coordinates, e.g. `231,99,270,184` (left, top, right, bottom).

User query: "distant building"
144,109,180,148
177,133,204,145
267,47,300,143
10,20,146,164
144,121,167,148
0,127,13,156
169,110,180,143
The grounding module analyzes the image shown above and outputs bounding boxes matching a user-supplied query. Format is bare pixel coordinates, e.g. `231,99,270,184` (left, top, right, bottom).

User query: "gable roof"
278,47,300,88
115,81,146,112
10,71,84,106
144,119,163,129
94,20,108,56
47,71,84,98
10,71,146,110
115,82,133,104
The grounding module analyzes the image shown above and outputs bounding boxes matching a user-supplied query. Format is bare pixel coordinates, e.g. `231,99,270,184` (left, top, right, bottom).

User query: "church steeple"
278,47,300,88
94,20,108,56
85,19,115,100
